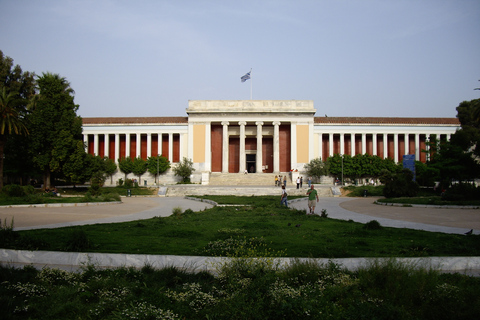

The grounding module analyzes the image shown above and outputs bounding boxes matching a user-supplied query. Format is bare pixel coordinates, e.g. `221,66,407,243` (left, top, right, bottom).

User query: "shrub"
63,230,92,252
2,184,25,197
443,183,480,201
383,169,419,198
364,220,382,230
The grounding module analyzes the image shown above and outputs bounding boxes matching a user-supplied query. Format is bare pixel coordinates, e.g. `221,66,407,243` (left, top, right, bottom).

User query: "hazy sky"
1,0,479,118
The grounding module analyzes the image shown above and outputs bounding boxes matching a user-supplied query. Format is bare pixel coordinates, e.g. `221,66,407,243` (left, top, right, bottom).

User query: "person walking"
306,184,319,214
283,175,287,187
296,177,300,189
307,176,312,188
281,185,288,207
300,177,303,188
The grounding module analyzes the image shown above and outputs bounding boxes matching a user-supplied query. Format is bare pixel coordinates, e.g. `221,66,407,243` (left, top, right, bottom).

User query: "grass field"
2,196,479,258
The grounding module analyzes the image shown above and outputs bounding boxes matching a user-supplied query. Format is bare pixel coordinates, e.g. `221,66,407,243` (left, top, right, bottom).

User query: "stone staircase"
208,172,291,186
165,185,333,197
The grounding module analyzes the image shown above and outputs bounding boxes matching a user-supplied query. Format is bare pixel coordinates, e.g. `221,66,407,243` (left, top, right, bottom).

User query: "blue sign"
403,154,416,181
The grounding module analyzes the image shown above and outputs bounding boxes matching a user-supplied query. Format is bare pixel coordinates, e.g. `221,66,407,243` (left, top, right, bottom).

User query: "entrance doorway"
246,154,256,173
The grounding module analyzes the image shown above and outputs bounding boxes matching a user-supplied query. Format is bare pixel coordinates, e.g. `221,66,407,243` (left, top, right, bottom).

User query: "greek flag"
241,71,251,82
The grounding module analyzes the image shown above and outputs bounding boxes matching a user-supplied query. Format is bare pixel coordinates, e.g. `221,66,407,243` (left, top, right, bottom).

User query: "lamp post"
157,154,159,187
341,154,344,186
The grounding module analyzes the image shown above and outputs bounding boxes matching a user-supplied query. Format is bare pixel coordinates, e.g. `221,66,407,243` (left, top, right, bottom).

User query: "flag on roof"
241,71,251,82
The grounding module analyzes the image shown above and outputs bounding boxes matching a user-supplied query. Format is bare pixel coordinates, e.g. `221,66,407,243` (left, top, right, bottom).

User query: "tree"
0,88,29,189
304,157,328,182
173,157,195,183
29,73,83,190
104,157,117,184
0,51,35,189
383,168,419,198
62,140,91,186
132,157,147,185
147,155,170,184
118,156,133,180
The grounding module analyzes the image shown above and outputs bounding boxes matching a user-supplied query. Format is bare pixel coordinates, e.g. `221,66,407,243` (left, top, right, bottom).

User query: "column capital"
272,121,281,126
255,121,264,126
221,121,229,126
238,121,247,126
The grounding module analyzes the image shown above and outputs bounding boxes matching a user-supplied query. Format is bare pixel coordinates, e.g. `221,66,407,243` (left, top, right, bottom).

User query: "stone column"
383,133,388,159
394,133,399,163
158,133,163,156
372,134,377,156
115,134,120,162
205,122,211,171
239,121,246,173
93,134,99,156
256,121,263,173
136,133,141,158
415,134,420,161
104,134,110,158
404,133,409,156
168,133,173,163
273,121,280,172
126,134,131,158
340,133,345,155
83,134,88,152
361,133,366,154
222,121,229,173
318,133,323,160
351,133,355,156
329,133,333,157
147,133,152,158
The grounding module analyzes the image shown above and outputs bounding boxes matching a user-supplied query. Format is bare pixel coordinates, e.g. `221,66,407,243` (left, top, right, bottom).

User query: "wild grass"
1,258,478,320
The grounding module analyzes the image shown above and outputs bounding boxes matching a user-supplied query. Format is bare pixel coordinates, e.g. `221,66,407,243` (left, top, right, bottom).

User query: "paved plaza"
1,194,479,275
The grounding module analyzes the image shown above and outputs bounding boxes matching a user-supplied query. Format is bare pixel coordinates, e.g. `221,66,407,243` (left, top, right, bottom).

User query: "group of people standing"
274,175,287,187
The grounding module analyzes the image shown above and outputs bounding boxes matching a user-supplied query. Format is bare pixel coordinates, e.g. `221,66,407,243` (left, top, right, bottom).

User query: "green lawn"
2,196,479,258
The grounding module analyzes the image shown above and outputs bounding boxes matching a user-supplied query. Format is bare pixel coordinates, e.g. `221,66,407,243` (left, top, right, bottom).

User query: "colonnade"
317,131,451,162
84,132,182,163
217,121,282,173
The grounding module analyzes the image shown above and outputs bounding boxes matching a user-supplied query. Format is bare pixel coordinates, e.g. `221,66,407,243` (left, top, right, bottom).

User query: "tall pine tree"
29,73,83,189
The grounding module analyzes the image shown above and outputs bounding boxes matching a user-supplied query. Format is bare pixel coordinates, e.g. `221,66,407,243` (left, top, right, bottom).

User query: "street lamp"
157,154,159,187
341,154,344,186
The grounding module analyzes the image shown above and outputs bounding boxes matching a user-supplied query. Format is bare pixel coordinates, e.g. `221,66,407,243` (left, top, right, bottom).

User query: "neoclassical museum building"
82,100,459,185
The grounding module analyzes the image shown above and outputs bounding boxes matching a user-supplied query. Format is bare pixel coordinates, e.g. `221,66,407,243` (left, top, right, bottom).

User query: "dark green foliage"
173,157,195,183
147,154,170,184
343,185,384,197
304,157,328,181
29,72,83,189
63,230,92,251
443,183,480,201
118,156,133,180
363,220,382,230
383,168,419,198
1,184,26,197
0,260,479,320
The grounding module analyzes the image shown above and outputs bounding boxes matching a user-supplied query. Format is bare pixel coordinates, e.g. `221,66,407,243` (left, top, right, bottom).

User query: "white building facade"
82,100,459,185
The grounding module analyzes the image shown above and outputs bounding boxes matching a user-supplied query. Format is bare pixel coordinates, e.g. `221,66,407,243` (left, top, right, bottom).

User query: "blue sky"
1,0,479,118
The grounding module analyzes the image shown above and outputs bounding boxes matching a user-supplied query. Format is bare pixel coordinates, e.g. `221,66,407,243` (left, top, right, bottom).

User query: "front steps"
165,185,333,197
208,172,297,186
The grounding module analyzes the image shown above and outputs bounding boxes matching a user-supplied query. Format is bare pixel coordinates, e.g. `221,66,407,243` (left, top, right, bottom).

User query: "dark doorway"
246,154,256,173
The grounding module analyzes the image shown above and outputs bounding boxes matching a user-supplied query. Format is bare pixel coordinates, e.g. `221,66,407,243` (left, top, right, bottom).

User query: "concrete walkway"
1,195,479,275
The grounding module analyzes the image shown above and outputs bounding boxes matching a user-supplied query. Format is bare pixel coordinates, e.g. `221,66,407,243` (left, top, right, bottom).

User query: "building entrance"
246,154,256,173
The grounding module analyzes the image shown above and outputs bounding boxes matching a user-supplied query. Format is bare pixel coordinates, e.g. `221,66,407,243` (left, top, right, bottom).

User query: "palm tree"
0,87,29,189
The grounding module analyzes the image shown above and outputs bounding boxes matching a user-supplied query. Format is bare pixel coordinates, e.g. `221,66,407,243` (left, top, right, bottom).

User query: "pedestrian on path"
281,185,288,207
284,175,287,187
306,184,319,214
296,177,300,189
